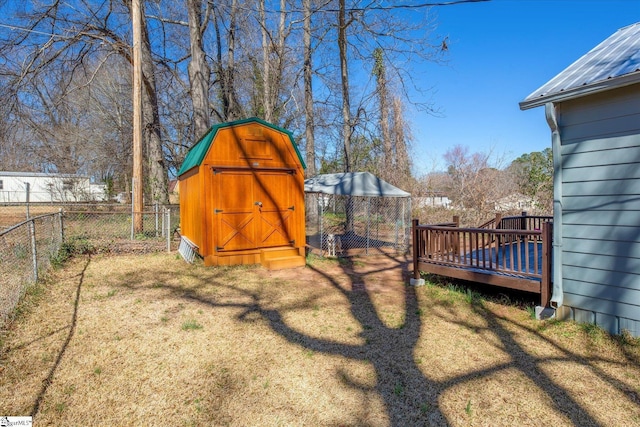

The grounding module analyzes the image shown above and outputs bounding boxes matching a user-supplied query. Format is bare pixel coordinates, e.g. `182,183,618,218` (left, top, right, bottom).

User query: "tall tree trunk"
374,48,391,178
392,96,410,185
259,0,271,122
260,0,287,124
226,0,239,120
338,0,354,234
187,0,211,138
274,0,286,121
338,0,351,173
303,0,317,227
303,0,315,177
212,0,238,121
140,2,168,204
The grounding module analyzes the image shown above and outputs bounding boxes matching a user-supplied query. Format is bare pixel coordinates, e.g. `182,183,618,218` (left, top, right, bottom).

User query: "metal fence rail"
0,212,63,324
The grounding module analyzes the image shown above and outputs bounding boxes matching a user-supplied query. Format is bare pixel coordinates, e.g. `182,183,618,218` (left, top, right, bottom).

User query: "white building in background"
413,194,452,209
0,171,107,203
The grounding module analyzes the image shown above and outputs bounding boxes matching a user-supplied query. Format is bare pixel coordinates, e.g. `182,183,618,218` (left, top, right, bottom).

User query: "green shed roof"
177,117,306,176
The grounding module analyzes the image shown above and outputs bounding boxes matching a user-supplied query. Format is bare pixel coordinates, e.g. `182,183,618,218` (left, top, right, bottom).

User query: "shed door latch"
288,205,295,211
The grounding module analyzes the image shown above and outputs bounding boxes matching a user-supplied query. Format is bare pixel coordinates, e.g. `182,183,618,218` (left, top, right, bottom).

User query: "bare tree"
337,0,353,173
186,0,211,137
391,95,412,186
0,0,168,203
373,47,392,175
136,1,169,204
212,0,241,121
303,0,316,176
444,145,515,225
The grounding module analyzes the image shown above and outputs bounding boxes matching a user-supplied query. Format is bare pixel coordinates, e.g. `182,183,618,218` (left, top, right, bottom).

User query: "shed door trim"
210,166,297,174
212,169,297,252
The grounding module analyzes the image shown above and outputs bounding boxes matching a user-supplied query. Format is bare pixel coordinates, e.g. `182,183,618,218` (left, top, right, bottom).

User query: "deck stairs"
260,247,306,270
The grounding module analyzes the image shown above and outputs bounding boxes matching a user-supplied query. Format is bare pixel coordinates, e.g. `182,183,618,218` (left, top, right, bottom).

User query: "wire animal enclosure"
305,193,411,257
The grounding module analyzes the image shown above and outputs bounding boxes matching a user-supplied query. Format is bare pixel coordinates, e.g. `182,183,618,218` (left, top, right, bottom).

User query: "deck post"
495,213,502,229
453,215,460,227
410,219,425,286
521,211,528,230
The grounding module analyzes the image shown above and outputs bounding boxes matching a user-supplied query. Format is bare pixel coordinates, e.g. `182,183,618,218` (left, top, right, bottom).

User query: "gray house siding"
557,84,640,335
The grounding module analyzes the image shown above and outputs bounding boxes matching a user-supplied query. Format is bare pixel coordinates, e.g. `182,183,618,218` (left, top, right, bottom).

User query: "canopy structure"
304,172,410,198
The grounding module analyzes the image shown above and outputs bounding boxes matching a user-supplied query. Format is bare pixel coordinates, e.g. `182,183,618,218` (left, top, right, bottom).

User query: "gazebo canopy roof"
304,172,410,198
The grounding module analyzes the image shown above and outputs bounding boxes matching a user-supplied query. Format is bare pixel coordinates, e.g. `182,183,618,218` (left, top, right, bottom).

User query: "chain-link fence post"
130,178,135,240
365,197,370,255
155,202,159,237
28,218,38,283
166,207,171,253
319,195,324,257
59,208,65,244
161,205,165,238
25,182,31,219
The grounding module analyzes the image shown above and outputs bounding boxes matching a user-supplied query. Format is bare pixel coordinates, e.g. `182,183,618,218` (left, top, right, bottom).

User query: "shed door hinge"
289,240,295,245
216,246,225,251
214,209,223,214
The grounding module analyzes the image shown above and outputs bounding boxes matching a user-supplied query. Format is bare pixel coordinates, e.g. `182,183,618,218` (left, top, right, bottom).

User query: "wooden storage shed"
520,22,640,336
177,117,306,269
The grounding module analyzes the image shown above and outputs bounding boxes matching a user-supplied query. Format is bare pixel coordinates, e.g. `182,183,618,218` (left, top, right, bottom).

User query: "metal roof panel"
521,22,640,109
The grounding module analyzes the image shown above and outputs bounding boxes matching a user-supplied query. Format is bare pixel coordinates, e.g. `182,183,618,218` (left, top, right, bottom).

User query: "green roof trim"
177,117,306,176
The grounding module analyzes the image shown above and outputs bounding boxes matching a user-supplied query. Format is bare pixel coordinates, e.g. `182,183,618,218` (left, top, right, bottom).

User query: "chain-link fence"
62,203,180,250
0,203,180,325
305,194,411,257
0,212,63,324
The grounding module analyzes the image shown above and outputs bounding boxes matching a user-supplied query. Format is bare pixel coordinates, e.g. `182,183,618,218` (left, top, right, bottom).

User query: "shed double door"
213,170,296,252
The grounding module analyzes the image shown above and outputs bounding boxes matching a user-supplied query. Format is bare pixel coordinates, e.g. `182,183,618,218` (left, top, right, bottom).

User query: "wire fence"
0,203,180,326
2,195,411,325
305,194,412,257
0,213,63,324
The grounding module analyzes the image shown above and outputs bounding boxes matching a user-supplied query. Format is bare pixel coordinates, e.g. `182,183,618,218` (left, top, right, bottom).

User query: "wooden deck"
412,213,553,306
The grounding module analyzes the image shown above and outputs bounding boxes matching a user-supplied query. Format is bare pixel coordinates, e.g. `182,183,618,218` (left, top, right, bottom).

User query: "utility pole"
132,0,144,233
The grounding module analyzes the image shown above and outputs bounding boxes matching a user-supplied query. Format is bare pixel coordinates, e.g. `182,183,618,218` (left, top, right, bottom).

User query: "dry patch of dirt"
1,252,639,426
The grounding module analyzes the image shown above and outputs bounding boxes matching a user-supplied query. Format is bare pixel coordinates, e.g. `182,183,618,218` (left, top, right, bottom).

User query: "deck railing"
412,213,553,306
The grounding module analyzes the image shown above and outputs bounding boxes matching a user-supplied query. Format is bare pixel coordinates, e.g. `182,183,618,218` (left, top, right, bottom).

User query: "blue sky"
408,0,640,174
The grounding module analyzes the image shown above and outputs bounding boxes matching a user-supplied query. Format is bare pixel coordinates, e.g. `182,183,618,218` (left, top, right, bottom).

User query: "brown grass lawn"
1,252,640,426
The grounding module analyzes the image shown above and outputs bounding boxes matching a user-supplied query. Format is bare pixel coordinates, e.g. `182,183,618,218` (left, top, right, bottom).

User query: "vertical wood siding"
178,167,204,250
557,83,640,335
179,120,306,266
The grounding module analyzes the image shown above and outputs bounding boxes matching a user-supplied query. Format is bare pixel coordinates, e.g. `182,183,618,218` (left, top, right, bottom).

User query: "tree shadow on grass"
166,252,598,426
164,254,443,424
54,253,640,426
214,253,610,426
300,256,444,425
31,256,91,417
158,254,611,425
